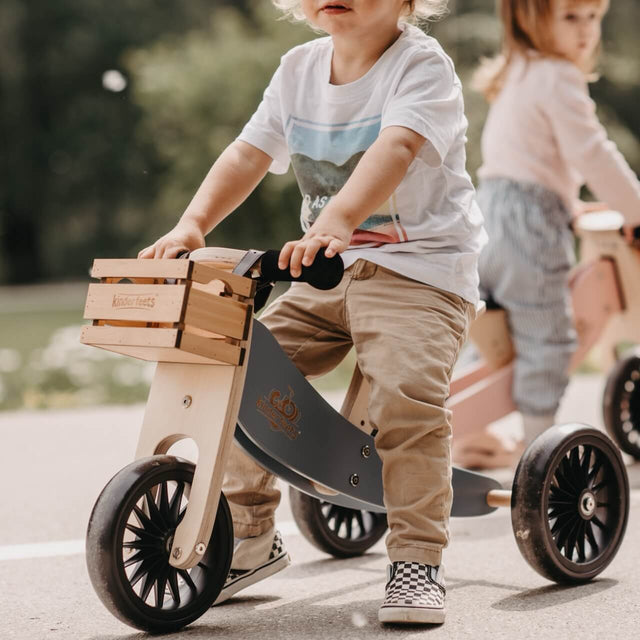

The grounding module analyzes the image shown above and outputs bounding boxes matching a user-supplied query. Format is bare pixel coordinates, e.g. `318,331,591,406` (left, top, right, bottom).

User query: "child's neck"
329,25,403,85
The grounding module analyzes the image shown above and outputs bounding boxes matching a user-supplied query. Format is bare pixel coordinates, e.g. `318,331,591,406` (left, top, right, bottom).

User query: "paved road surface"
1,374,639,639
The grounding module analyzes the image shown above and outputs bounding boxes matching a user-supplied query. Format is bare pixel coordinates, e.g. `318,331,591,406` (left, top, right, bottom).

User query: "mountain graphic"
291,152,407,244
292,151,363,201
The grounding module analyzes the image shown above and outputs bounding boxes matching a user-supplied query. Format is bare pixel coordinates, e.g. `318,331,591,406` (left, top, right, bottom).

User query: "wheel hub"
579,489,596,519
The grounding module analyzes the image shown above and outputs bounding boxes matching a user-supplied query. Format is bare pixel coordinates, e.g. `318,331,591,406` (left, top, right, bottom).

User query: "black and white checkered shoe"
378,561,446,624
213,528,290,605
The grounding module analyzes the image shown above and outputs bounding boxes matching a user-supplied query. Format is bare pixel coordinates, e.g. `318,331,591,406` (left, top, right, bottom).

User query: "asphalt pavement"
1,374,639,640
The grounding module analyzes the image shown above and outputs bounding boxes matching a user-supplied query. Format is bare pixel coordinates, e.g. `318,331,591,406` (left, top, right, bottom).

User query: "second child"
472,0,640,451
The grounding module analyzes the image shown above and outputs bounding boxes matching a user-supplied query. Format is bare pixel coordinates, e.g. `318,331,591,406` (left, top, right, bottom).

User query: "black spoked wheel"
511,424,629,583
86,456,233,633
603,348,640,459
289,486,387,558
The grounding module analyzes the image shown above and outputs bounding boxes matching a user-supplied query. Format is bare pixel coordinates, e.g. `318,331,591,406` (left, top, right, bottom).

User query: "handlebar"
619,225,640,241
258,248,344,290
184,247,344,314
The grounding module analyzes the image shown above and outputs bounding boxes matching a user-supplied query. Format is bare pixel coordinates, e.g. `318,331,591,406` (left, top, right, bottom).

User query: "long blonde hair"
272,0,449,24
474,0,609,102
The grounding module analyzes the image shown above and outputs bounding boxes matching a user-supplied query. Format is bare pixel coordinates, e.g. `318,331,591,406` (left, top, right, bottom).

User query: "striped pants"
477,178,577,416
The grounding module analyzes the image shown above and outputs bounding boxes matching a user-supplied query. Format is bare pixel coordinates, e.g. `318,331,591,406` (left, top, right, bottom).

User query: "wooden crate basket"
80,259,256,365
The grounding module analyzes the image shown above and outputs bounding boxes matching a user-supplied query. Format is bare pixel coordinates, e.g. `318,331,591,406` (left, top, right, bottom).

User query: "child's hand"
138,220,206,259
278,212,352,277
576,200,609,216
621,225,640,249
570,201,611,231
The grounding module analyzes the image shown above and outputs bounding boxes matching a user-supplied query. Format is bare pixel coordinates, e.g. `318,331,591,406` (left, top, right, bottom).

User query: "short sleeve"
381,49,462,168
237,64,290,175
547,62,640,224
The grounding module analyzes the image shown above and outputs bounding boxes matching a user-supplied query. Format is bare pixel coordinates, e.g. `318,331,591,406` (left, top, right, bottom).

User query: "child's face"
550,0,606,66
301,0,407,38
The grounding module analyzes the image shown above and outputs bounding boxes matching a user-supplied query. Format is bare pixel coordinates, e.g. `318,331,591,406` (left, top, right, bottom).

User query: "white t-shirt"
238,24,486,303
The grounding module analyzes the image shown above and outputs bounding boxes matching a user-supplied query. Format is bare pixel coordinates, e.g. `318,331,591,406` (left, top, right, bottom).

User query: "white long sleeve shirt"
478,53,640,225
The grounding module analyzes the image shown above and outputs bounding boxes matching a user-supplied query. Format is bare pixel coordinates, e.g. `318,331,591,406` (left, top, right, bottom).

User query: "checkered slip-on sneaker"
378,561,446,624
213,528,290,605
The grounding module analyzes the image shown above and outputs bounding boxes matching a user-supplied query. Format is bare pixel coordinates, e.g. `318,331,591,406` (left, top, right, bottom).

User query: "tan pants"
224,260,474,566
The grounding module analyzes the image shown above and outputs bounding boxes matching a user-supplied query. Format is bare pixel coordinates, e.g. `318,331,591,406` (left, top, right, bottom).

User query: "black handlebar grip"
618,224,640,244
259,248,344,290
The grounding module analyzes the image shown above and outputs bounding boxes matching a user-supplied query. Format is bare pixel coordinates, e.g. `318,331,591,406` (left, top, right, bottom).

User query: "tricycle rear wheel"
603,348,640,459
289,486,387,558
511,424,629,583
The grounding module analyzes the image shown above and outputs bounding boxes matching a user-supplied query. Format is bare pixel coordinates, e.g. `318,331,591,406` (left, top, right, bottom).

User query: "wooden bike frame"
81,254,255,570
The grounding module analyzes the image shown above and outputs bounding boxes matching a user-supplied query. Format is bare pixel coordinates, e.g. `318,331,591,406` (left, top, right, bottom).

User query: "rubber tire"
289,486,387,558
511,424,629,583
86,455,233,633
603,348,640,459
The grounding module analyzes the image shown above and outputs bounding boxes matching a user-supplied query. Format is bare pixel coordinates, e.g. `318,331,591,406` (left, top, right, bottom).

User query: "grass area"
1,309,83,355
3,280,611,413
0,282,148,411
0,282,354,412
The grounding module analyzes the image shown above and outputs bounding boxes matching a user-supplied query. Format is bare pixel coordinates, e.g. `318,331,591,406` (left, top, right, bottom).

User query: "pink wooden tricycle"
447,210,640,465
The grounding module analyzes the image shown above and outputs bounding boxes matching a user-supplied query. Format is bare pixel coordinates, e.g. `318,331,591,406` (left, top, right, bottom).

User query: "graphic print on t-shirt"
287,115,408,245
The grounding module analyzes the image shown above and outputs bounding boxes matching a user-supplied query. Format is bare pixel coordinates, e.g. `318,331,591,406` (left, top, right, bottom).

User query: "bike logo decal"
256,386,301,440
112,294,157,310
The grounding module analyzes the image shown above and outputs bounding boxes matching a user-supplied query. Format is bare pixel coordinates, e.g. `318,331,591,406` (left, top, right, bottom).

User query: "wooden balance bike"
81,246,629,633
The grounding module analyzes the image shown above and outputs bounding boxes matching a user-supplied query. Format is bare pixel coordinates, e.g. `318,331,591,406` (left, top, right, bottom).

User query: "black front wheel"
86,456,234,633
511,424,629,583
289,486,387,558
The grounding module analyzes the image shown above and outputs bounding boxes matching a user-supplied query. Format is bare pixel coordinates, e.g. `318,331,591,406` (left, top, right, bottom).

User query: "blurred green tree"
0,0,637,285
0,0,248,283
127,3,313,251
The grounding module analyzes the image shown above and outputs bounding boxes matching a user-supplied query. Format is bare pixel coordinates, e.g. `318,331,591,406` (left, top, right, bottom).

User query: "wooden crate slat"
84,283,187,323
191,262,256,297
90,258,256,298
88,343,233,365
183,288,250,340
94,319,151,328
91,259,192,280
81,325,180,348
179,332,243,365
82,328,241,365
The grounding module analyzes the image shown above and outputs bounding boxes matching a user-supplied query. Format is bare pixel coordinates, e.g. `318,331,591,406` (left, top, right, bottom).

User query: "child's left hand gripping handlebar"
257,248,344,290
237,248,344,312
186,247,344,290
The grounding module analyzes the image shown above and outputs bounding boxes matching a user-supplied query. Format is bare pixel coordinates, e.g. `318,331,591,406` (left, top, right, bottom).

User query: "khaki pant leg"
346,263,473,566
224,280,352,538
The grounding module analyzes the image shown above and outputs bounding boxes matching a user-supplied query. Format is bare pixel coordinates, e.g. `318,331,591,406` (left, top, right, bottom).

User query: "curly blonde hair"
272,0,449,24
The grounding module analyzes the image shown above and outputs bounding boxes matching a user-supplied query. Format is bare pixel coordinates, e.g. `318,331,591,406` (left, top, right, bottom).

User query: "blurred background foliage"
0,0,638,410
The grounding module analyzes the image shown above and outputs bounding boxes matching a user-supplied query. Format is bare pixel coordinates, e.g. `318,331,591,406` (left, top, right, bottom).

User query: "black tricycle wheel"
603,347,640,459
86,455,233,633
289,486,387,558
511,424,629,583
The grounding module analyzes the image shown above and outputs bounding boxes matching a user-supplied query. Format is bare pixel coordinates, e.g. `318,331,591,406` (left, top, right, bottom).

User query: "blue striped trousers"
477,178,577,416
